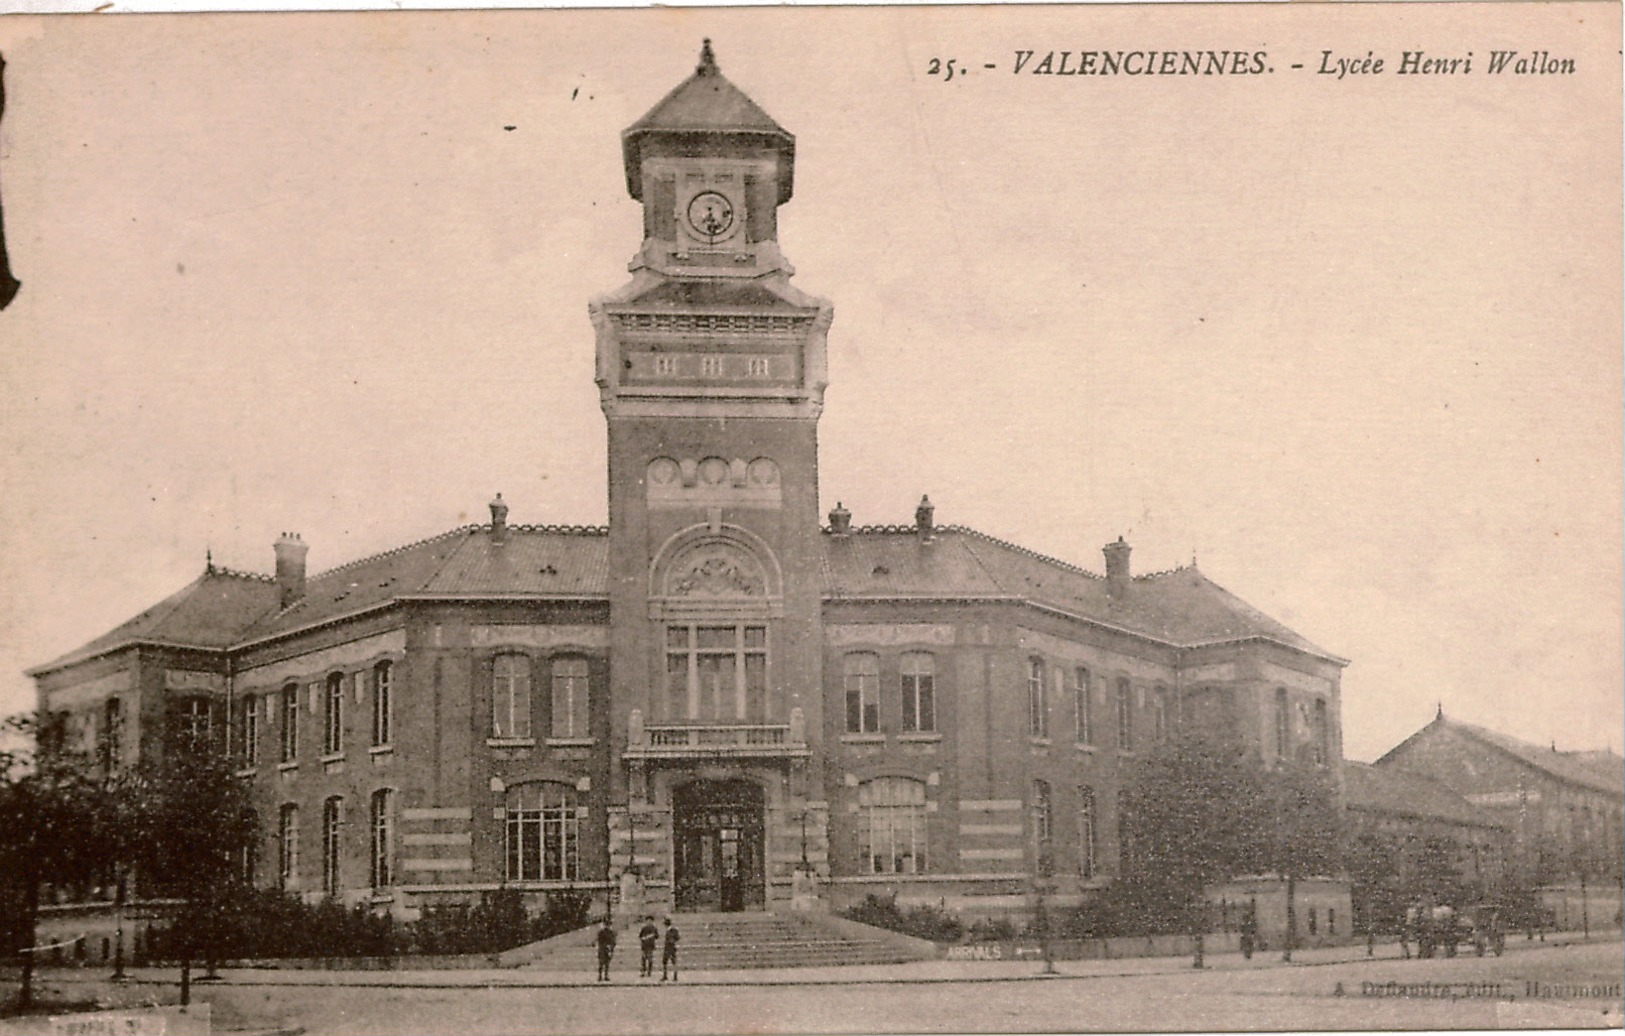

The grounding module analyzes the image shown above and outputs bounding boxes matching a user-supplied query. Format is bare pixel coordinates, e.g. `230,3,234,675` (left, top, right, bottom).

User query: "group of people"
596,915,680,982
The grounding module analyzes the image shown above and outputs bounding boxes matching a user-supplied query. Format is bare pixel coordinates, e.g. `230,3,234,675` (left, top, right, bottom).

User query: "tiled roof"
35,520,1337,672
821,530,1011,599
825,526,1342,661
416,526,610,598
237,527,478,643
1412,718,1625,798
1344,761,1505,829
621,42,795,205
28,567,281,674
624,44,789,140
238,525,612,644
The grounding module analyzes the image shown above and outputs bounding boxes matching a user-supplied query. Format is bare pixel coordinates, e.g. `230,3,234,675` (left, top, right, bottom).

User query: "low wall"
200,954,503,970
940,932,1249,962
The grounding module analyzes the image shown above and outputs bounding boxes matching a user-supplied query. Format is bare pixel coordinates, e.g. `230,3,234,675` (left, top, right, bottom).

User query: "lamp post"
798,808,810,871
1034,852,1057,976
110,866,127,983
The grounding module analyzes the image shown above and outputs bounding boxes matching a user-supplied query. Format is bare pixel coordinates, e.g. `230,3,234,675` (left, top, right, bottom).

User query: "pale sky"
0,5,1619,762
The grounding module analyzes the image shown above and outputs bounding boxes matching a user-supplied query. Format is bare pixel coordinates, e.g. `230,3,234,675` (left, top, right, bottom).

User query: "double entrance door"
673,779,764,912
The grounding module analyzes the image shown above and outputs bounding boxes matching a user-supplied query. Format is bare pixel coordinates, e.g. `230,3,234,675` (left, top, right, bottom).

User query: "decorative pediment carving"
668,553,764,597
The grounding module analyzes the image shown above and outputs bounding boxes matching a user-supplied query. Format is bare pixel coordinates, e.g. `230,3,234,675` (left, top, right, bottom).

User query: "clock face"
685,191,736,243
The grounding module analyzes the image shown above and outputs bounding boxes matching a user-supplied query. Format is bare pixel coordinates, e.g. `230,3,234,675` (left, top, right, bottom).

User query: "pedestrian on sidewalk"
660,917,681,982
638,916,660,978
595,918,617,982
1239,907,1257,960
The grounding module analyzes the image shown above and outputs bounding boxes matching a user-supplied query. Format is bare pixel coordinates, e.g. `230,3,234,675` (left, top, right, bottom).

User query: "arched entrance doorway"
673,779,765,912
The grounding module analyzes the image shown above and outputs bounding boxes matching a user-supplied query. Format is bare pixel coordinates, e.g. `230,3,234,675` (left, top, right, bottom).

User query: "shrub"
147,884,595,961
964,917,1017,943
840,892,963,944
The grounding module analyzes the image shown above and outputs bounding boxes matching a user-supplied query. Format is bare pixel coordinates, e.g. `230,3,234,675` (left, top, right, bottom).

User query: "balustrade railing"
627,708,807,756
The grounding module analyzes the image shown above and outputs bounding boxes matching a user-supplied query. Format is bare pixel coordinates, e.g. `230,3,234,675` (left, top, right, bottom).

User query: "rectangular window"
322,798,342,895
1078,786,1097,879
665,625,770,722
1275,687,1291,761
844,653,879,733
1153,685,1169,743
101,697,123,773
858,778,928,874
324,674,344,755
504,783,580,881
1032,780,1053,872
370,790,393,888
1116,678,1133,752
372,662,392,746
1311,698,1329,767
493,654,532,738
900,652,935,733
550,656,589,738
239,694,259,767
1075,668,1091,745
280,686,299,762
173,698,212,750
278,804,299,888
1028,659,1048,738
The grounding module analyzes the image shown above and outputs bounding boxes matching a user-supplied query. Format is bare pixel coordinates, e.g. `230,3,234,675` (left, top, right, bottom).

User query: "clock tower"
591,40,833,913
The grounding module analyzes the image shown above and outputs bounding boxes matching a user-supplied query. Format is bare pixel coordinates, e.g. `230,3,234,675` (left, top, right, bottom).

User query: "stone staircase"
505,911,936,972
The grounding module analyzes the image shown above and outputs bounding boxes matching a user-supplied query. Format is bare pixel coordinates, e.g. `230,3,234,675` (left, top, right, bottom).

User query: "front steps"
503,910,936,971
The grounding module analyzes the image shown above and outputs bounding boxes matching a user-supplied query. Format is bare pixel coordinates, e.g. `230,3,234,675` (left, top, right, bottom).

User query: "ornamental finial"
697,38,718,76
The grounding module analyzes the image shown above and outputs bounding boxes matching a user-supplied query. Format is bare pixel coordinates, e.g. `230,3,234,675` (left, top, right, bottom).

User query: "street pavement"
3,930,1619,1034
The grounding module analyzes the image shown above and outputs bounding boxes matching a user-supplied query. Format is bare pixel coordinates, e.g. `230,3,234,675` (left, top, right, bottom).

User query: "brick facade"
29,46,1352,926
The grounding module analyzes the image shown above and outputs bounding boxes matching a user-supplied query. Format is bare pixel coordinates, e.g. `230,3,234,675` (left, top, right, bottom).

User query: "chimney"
915,495,935,541
490,493,509,545
828,501,852,536
1103,536,1131,599
273,532,308,609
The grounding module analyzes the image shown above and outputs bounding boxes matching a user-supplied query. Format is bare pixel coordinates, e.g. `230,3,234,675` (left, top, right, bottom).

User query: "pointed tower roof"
622,39,796,204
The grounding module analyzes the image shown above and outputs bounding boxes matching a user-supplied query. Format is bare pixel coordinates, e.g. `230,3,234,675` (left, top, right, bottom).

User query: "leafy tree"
0,713,115,1012
1115,732,1343,958
1119,732,1266,936
1255,760,1343,960
1410,834,1467,905
122,740,260,989
1347,830,1405,934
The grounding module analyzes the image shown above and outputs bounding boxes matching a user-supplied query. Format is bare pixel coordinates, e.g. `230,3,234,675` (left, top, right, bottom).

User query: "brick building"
1375,712,1623,919
28,44,1348,925
1342,760,1508,910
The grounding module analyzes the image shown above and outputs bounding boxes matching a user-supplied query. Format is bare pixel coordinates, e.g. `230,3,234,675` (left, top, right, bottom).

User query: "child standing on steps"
660,917,681,982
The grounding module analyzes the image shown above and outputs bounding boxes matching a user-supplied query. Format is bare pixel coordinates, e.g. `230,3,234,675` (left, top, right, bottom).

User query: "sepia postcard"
0,4,1619,1034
